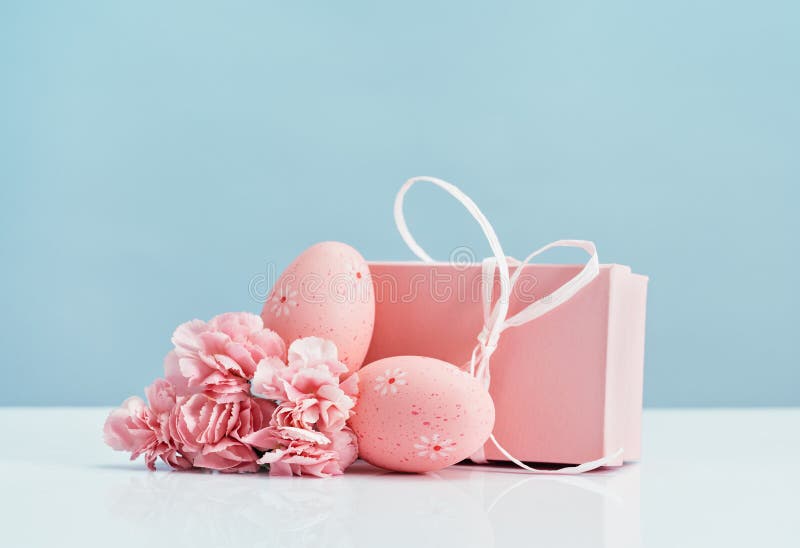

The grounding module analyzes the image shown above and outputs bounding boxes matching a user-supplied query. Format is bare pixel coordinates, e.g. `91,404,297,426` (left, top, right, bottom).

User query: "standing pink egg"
350,356,495,473
261,241,375,374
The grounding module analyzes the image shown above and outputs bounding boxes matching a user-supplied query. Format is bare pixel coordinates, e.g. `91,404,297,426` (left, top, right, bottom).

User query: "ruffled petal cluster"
168,313,286,403
249,337,359,477
252,337,358,433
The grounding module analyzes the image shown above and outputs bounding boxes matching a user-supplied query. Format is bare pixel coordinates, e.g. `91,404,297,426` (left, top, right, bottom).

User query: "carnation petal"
241,426,278,451
145,378,176,415
164,351,192,396
208,312,264,338
275,426,331,445
171,319,208,352
339,372,359,397
288,337,339,367
265,460,293,476
251,357,290,400
248,329,287,360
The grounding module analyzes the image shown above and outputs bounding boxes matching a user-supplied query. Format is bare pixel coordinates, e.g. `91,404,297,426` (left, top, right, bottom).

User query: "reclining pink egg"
350,356,495,473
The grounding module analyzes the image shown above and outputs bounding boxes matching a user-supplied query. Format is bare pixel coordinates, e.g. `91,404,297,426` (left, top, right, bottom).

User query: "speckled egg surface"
350,356,495,473
261,241,375,374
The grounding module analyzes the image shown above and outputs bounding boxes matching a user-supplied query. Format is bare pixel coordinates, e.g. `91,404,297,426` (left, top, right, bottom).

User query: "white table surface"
1,408,798,548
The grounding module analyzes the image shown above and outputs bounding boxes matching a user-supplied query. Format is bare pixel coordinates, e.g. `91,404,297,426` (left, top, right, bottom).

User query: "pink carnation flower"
168,312,286,403
243,424,358,478
251,337,358,432
171,393,276,473
103,379,191,471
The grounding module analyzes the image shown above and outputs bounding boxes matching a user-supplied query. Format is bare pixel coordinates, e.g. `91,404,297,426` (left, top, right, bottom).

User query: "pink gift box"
364,261,648,466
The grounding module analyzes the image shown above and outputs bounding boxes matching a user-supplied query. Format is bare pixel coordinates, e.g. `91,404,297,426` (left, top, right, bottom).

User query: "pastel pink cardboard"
364,262,648,466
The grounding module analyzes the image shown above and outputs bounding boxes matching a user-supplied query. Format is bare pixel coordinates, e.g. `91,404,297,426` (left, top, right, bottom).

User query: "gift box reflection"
469,466,642,548
106,462,640,548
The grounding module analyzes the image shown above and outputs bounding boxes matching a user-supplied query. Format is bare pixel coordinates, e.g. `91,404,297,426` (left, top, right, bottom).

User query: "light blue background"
1,2,797,406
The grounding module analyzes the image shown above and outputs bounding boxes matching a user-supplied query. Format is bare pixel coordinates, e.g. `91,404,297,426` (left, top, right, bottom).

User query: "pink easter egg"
261,241,375,374
349,356,495,473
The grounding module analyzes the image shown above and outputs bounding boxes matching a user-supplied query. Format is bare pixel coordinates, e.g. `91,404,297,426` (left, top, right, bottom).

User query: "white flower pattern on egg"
414,434,456,460
373,368,407,396
269,284,298,317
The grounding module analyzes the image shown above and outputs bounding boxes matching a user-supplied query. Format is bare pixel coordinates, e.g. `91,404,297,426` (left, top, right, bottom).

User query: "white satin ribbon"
394,175,623,474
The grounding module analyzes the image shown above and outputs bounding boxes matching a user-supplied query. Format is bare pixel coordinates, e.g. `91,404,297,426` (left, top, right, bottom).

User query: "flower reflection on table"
106,469,354,548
